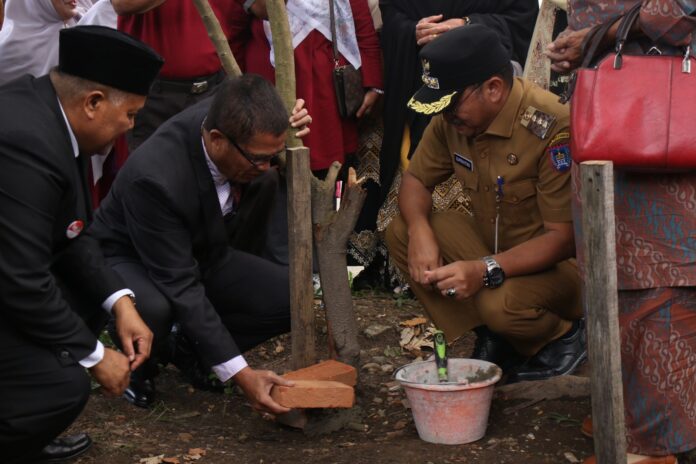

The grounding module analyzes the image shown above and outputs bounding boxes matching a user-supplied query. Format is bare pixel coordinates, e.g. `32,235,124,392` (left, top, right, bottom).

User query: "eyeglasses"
219,131,285,168
443,84,481,120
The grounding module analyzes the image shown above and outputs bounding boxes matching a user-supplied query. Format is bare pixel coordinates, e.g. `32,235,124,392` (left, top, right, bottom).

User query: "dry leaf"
162,458,180,464
399,327,415,347
400,317,427,327
188,448,206,456
139,456,164,464
177,432,193,442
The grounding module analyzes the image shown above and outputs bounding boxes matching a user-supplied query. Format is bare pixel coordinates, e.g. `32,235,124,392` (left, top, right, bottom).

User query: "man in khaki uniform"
386,25,585,382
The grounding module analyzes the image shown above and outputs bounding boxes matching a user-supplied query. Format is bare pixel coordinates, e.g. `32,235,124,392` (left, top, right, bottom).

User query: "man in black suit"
0,26,162,463
89,74,311,414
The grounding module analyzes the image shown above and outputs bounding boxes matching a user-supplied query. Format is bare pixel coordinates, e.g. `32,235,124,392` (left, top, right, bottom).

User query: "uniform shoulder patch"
520,105,557,140
546,132,571,173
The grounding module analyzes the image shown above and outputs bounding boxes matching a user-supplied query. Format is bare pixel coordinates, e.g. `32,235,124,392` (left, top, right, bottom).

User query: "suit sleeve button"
60,350,70,359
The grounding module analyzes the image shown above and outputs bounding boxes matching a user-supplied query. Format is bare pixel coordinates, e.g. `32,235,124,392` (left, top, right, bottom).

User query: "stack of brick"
270,360,357,409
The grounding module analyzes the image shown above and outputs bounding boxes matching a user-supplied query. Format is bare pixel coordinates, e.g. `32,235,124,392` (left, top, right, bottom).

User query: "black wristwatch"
482,256,505,289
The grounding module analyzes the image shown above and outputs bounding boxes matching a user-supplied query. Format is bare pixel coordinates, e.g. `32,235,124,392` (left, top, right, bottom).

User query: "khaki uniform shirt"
408,78,572,253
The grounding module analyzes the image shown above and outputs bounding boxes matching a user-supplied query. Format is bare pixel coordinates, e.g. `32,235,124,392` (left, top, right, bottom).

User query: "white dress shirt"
202,137,248,382
57,99,134,368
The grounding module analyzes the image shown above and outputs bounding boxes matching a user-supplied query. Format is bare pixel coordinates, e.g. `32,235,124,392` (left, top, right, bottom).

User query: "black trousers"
0,280,102,463
109,246,291,374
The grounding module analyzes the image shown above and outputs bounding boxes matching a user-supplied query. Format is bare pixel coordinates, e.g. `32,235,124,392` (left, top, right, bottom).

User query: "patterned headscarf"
262,0,362,69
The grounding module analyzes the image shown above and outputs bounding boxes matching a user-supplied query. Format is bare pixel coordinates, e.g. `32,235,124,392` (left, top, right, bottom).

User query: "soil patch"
69,293,593,464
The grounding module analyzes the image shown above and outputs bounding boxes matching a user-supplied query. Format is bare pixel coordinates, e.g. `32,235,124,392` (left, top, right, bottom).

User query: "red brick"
271,380,355,409
282,360,357,386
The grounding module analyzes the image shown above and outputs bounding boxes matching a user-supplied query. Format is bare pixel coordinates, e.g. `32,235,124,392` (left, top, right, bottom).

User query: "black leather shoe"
35,433,92,462
506,319,587,384
470,326,524,372
170,330,226,392
124,370,156,409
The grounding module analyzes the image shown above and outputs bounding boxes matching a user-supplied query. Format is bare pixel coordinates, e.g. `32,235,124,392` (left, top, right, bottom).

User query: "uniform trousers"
108,247,291,372
0,280,106,463
386,211,582,356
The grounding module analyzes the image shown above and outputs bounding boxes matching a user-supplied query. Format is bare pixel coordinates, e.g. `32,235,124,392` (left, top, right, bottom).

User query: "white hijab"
77,0,116,28
0,0,80,85
263,0,362,69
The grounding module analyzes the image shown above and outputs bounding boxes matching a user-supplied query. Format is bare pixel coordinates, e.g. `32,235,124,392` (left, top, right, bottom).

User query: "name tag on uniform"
453,153,473,171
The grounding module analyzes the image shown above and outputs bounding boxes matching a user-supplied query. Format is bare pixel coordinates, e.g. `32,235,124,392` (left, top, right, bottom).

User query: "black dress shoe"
35,433,92,463
470,326,524,371
124,371,156,409
506,319,587,384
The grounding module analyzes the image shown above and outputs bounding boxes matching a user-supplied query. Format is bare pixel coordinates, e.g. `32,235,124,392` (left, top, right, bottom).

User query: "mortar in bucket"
394,358,502,445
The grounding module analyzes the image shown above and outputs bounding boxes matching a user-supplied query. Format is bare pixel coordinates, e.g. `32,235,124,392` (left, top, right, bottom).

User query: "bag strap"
579,14,625,69
561,14,624,103
613,2,642,68
329,0,340,66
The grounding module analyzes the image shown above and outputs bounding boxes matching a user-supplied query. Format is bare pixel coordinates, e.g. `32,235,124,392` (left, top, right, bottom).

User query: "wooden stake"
192,0,241,77
580,161,627,464
266,0,300,147
287,146,315,369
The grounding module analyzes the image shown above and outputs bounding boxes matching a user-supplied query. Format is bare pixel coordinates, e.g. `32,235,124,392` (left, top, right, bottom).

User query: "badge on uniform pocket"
66,220,84,239
453,153,473,171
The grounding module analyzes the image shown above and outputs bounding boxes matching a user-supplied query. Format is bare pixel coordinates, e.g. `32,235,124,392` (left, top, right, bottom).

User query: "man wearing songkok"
386,25,586,383
0,26,162,463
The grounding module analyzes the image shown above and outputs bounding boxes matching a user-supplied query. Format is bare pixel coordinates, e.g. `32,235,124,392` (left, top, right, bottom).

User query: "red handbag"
570,4,696,169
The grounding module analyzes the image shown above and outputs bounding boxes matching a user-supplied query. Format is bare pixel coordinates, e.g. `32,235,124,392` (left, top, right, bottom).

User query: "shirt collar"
201,136,228,186
483,78,525,139
57,98,80,158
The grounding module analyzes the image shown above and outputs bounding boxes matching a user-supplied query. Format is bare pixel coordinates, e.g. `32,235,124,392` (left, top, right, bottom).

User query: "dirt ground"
69,293,593,464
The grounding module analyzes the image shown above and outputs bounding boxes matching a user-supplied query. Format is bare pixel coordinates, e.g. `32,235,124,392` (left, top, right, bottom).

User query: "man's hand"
424,260,487,300
407,222,442,285
415,14,468,46
356,89,380,118
234,367,294,415
89,348,131,396
290,98,312,138
546,27,591,73
112,296,153,371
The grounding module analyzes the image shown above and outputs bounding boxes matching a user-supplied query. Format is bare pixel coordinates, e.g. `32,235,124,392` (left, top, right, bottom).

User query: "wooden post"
287,146,315,369
266,0,300,147
580,161,627,464
192,0,242,77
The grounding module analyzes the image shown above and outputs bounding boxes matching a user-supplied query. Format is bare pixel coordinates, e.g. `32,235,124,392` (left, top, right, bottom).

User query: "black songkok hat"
58,26,164,96
408,25,510,115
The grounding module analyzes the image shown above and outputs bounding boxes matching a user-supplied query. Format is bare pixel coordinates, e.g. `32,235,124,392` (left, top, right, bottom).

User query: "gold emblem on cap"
507,153,518,165
421,59,440,90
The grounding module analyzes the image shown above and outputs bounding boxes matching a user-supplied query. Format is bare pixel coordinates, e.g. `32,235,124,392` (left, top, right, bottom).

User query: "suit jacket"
0,75,124,365
90,99,241,366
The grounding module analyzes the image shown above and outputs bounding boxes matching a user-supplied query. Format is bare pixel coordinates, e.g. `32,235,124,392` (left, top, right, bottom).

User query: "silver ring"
445,287,456,298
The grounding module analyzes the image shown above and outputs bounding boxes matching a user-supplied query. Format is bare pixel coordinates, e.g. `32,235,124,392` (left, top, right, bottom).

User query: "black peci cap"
58,26,164,96
408,25,511,115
